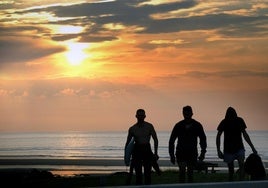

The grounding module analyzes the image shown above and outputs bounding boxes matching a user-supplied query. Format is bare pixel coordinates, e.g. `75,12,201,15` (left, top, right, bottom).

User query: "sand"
0,158,228,176
0,159,267,187
0,158,266,176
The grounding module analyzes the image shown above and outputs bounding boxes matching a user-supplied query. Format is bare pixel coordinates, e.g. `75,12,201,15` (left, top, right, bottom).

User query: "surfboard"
124,138,134,166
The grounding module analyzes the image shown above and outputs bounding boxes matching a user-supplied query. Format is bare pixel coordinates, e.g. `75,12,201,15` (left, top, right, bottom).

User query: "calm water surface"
0,131,267,161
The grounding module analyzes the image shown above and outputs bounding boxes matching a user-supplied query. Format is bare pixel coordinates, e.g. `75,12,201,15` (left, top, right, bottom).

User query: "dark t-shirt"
217,117,247,154
169,119,207,161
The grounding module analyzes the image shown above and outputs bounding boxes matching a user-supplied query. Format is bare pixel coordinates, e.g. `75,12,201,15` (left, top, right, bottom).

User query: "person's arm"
242,130,257,154
198,125,207,161
151,127,158,157
216,130,224,159
168,127,176,164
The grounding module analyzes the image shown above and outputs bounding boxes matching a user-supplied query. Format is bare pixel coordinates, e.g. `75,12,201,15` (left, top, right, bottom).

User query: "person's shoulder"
176,119,184,125
237,116,245,121
190,119,202,126
144,121,154,127
236,117,247,128
192,118,200,124
218,118,227,126
129,124,137,130
235,116,246,124
173,121,184,129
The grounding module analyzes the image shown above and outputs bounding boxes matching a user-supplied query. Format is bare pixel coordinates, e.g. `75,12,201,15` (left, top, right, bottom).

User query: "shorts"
224,149,245,163
176,150,197,164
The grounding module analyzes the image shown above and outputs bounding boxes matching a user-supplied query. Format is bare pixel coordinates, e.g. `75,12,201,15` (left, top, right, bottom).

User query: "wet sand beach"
1,158,267,175
0,158,230,176
0,158,267,187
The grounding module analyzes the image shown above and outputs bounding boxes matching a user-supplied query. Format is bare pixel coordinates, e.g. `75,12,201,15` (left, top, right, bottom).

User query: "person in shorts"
216,107,257,181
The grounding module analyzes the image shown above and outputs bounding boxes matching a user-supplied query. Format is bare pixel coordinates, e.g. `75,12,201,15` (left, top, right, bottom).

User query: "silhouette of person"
126,145,161,185
125,109,159,185
169,106,207,183
216,107,257,181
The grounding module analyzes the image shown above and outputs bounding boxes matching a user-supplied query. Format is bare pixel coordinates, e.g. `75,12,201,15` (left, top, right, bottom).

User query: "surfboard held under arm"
124,138,134,166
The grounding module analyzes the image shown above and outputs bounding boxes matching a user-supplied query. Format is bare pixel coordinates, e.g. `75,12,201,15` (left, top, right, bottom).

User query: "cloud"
0,37,65,64
1,76,267,131
0,89,13,97
10,0,266,41
78,35,118,43
51,34,80,41
0,78,157,100
142,13,268,34
186,70,268,78
156,70,268,80
3,71,262,100
26,0,197,32
1,0,266,47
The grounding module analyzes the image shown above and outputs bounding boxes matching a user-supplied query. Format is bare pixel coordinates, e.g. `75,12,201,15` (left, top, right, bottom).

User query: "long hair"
225,107,237,120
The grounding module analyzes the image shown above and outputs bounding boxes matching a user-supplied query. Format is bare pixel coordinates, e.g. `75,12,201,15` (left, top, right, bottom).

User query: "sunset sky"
0,0,267,132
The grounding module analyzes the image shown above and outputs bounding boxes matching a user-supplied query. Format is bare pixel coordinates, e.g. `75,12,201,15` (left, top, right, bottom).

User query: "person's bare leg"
227,161,234,181
237,156,245,180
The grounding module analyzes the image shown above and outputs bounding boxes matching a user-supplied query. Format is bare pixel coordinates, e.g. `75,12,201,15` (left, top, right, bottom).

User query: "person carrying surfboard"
125,109,159,185
125,139,161,185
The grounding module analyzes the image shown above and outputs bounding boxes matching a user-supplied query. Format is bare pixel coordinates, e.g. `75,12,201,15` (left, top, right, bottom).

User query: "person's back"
218,114,245,154
172,118,206,157
216,107,257,181
169,106,207,183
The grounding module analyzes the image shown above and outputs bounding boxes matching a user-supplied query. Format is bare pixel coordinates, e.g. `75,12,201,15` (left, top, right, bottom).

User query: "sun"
65,42,88,66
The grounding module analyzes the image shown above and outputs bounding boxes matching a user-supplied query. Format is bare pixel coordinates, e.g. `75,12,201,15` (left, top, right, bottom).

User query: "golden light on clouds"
149,39,186,45
103,23,126,30
65,41,89,66
54,25,84,34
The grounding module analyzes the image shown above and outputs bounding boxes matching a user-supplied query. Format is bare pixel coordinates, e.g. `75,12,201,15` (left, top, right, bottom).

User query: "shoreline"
1,158,267,176
0,158,220,176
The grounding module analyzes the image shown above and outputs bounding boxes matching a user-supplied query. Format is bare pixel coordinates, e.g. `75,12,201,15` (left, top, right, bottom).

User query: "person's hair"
225,107,237,120
183,105,193,113
136,109,145,115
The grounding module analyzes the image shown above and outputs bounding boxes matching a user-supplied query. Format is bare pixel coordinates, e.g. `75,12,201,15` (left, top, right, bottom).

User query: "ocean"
0,131,267,161
0,131,267,175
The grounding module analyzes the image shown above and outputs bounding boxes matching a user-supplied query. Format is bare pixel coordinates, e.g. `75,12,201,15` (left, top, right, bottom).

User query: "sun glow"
65,42,89,66
51,25,84,34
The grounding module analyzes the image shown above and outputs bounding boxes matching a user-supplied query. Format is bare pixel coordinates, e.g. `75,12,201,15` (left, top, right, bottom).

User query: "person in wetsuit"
125,109,159,185
169,105,207,183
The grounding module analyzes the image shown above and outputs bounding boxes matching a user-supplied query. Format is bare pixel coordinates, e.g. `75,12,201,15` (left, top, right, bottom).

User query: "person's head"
136,109,146,122
225,107,237,120
182,105,193,120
